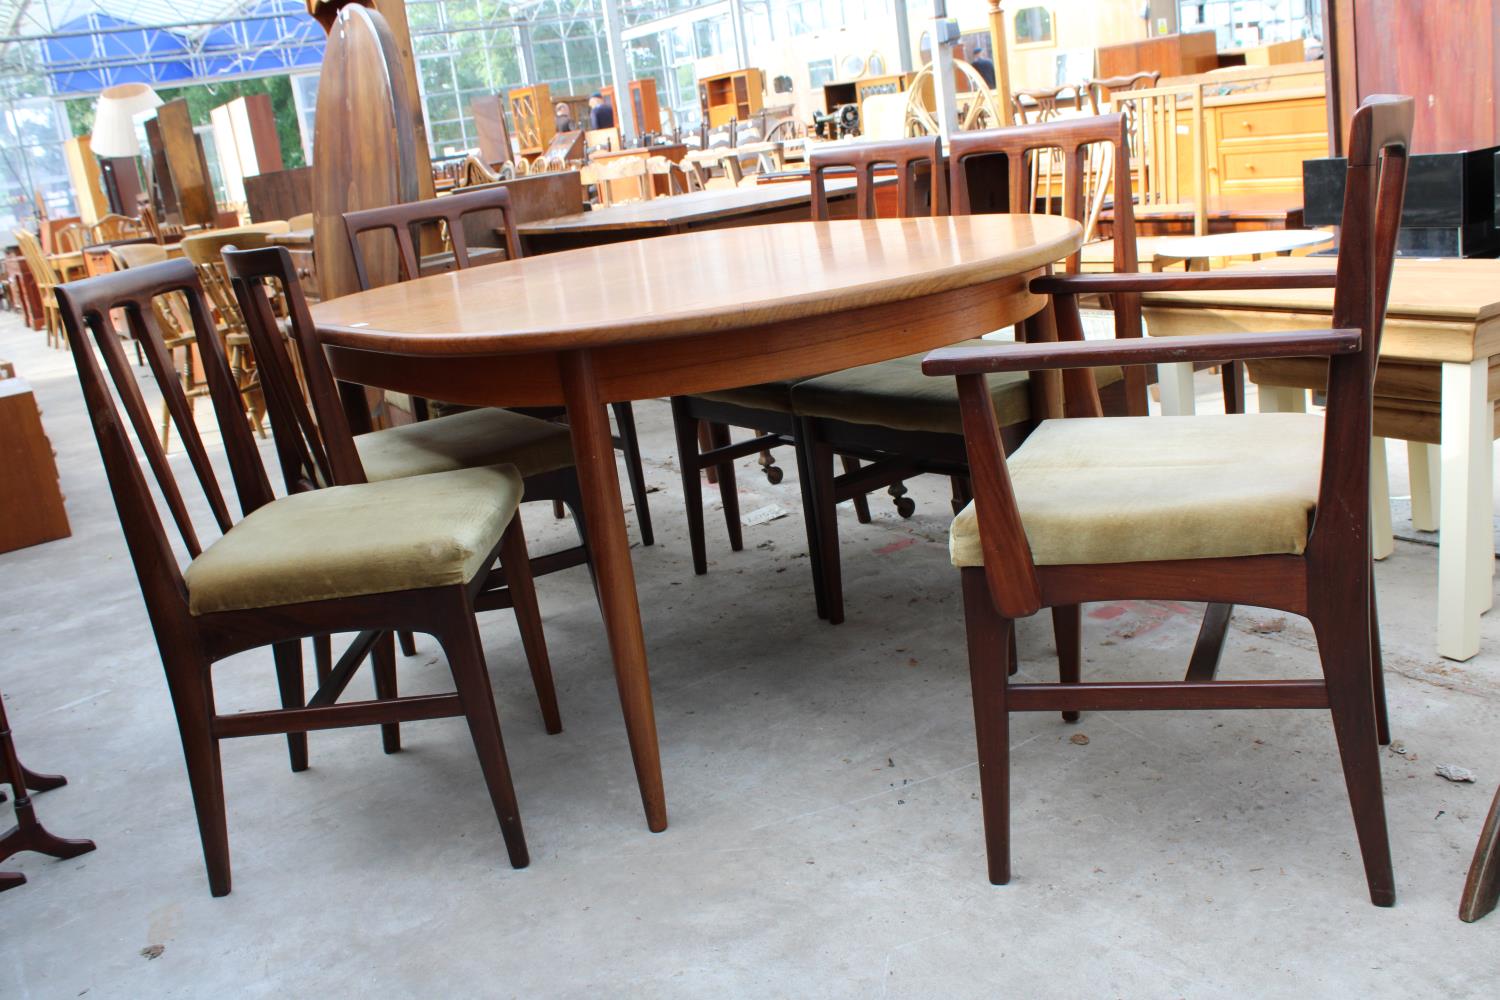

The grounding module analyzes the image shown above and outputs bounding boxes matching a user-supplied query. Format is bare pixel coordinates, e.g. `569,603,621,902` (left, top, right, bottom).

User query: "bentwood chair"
57,259,550,896
223,243,591,678
794,117,1139,626
342,187,656,547
925,95,1413,905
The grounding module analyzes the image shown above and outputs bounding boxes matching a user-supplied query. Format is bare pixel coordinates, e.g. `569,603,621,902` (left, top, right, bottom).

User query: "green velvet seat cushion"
790,341,1123,435
695,377,805,414
356,407,573,482
949,413,1323,568
184,465,523,615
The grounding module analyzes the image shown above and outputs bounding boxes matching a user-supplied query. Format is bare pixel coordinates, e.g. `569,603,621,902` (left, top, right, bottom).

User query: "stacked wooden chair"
57,259,552,896
926,95,1413,905
342,186,655,547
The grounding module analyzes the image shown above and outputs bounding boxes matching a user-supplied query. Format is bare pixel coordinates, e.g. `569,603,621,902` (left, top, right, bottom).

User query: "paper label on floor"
741,504,788,527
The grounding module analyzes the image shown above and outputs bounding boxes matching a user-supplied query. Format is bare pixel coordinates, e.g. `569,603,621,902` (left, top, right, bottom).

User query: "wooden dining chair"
111,241,204,447
223,243,592,673
12,229,64,348
89,213,147,243
663,138,943,617
56,258,550,896
342,188,656,547
180,223,292,437
794,118,1140,625
922,95,1413,905
52,222,87,255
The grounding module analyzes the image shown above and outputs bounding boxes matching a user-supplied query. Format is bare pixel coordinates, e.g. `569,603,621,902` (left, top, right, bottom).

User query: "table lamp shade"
91,83,163,158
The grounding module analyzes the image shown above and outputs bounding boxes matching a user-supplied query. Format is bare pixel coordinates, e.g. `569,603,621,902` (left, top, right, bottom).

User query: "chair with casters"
924,95,1413,905
56,258,550,896
793,117,1142,626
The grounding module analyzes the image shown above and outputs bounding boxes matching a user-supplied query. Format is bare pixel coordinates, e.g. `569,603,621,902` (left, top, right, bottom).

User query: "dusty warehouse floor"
2,309,1498,999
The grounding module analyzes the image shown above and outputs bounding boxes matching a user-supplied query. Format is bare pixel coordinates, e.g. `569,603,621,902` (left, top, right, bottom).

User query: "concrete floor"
2,309,1498,999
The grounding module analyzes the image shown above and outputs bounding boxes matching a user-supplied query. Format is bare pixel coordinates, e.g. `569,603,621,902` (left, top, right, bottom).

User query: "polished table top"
1141,256,1500,363
514,177,872,235
315,215,1082,356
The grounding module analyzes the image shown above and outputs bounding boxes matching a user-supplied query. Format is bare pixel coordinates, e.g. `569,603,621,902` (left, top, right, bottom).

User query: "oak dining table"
310,214,1083,831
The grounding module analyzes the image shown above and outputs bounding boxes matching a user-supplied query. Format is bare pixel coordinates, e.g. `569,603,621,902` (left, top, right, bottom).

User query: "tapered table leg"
560,350,667,832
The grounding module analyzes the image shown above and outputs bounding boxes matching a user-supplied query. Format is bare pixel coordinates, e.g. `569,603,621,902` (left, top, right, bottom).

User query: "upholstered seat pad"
950,413,1324,568
791,341,1123,435
356,407,573,482
184,465,523,615
696,377,804,414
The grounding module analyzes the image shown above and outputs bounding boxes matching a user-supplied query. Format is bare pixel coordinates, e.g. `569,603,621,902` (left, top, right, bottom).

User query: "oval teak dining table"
313,214,1084,833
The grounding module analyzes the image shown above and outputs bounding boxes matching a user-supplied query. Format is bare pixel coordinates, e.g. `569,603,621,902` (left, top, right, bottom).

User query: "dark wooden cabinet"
0,376,70,553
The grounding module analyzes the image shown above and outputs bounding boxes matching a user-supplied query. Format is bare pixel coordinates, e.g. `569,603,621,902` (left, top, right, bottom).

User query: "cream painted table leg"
1408,441,1440,532
1258,385,1307,413
1438,359,1495,661
1156,362,1196,416
560,350,667,830
1371,438,1394,561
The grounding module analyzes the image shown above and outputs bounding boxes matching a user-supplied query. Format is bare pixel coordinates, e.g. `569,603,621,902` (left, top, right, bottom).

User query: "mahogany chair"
923,95,1413,905
56,259,549,896
223,243,592,671
794,118,1140,625
666,137,943,617
342,188,655,548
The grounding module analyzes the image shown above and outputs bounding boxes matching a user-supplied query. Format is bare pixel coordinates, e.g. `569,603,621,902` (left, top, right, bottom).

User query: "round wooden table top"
312,215,1083,357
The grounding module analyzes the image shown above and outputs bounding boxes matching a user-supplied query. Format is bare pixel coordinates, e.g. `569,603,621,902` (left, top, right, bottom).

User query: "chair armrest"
1031,270,1339,296
922,329,1361,376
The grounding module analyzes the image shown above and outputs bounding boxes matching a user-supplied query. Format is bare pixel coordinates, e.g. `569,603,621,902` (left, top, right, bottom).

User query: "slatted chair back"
110,241,194,342
1109,82,1208,234
54,261,276,633
341,186,522,290
1083,71,1160,114
179,224,290,339
53,223,87,254
808,136,946,221
950,114,1138,277
13,229,59,291
1011,84,1084,125
222,245,356,495
90,213,146,242
950,114,1145,412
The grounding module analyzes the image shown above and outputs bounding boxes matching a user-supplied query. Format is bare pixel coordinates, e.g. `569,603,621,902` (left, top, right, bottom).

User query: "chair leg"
436,594,529,869
1370,578,1390,747
708,422,743,552
371,633,401,754
500,516,563,735
313,634,332,684
1460,782,1500,922
612,402,654,546
791,424,830,620
951,475,972,516
842,456,873,523
1312,610,1396,906
1185,604,1235,682
271,642,309,772
397,631,417,657
1051,605,1081,723
802,417,845,625
670,398,710,575
961,569,1013,885
162,655,232,896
